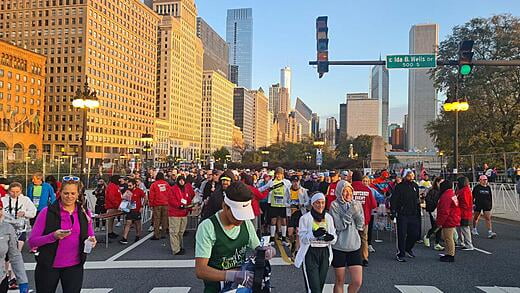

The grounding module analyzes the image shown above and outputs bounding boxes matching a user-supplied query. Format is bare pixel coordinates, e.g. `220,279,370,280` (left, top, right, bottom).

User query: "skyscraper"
280,66,292,109
346,93,381,138
294,98,313,139
370,65,389,142
233,88,255,148
325,117,337,147
197,17,229,78
311,113,320,139
339,103,347,139
2,0,160,165
408,24,438,151
251,88,270,149
227,8,253,89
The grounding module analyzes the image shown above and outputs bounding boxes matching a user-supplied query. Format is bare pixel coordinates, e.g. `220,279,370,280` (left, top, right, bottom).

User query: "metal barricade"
469,182,519,214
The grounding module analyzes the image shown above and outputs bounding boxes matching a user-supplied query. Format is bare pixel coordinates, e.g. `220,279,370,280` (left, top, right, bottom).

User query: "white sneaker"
94,227,100,232
101,226,106,231
434,244,445,251
148,226,154,232
423,235,430,248
368,245,376,253
115,221,122,227
471,228,479,236
488,231,497,239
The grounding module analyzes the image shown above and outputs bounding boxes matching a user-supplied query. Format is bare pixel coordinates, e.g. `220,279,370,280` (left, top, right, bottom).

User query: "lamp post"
141,131,153,170
72,81,99,185
261,150,270,168
443,99,469,174
313,141,325,171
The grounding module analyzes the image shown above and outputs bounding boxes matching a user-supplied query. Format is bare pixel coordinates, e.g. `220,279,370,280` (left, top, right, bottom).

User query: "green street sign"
386,54,437,69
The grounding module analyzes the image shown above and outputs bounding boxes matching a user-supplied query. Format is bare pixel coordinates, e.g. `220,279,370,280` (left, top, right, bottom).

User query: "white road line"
22,257,289,271
395,285,444,293
106,232,154,262
477,286,520,293
473,247,493,255
149,288,191,293
323,284,348,292
81,289,113,293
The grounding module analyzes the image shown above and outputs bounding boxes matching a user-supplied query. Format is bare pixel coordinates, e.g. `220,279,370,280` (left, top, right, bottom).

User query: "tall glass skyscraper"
226,8,253,89
370,65,389,142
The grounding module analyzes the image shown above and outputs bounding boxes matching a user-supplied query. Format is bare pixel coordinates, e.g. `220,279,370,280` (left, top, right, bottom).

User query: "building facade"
325,117,337,147
339,103,347,139
251,88,269,149
268,83,280,116
1,0,160,167
197,17,229,78
152,0,204,161
294,97,312,139
311,113,320,139
226,8,253,89
391,127,405,150
233,87,255,149
370,65,389,142
346,93,382,138
280,66,291,108
387,123,400,142
407,24,438,151
0,41,46,161
201,71,234,159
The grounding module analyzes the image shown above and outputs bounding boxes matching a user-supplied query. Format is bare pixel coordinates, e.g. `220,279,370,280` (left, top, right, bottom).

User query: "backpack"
425,189,440,213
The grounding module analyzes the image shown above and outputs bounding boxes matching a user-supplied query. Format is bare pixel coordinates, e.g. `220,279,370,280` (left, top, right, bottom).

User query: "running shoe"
405,250,416,258
471,228,479,236
115,221,122,227
368,245,376,253
488,231,497,239
281,236,290,247
269,236,275,245
119,238,128,245
434,244,445,251
439,255,455,262
396,255,407,262
423,236,430,248
148,226,154,232
8,278,17,290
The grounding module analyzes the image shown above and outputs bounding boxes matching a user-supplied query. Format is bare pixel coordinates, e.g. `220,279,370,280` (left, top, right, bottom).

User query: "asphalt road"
17,216,520,293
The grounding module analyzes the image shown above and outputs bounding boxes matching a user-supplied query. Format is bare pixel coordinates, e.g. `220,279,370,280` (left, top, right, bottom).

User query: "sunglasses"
63,176,80,182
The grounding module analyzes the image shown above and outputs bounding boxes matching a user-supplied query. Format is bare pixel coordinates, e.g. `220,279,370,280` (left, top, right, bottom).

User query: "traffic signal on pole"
458,40,474,76
316,16,329,78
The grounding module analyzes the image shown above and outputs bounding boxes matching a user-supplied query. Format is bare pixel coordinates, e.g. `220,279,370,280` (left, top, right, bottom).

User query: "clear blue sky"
197,0,520,126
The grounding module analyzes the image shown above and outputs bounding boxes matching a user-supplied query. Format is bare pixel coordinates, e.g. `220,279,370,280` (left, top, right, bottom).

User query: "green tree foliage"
427,15,520,163
336,135,375,159
212,147,230,162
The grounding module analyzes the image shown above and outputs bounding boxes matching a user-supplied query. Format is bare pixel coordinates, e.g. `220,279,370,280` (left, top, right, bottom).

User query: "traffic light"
458,40,474,75
316,16,329,78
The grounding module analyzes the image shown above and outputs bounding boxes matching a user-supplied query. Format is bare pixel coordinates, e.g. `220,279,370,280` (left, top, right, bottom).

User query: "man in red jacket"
149,172,171,240
351,170,377,267
168,176,195,255
105,175,123,239
436,180,461,262
325,171,339,211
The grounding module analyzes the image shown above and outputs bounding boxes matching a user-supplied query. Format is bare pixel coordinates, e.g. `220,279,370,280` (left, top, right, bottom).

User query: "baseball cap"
224,181,254,221
290,175,299,182
341,170,349,176
479,175,488,180
220,170,235,182
329,171,338,177
318,172,324,177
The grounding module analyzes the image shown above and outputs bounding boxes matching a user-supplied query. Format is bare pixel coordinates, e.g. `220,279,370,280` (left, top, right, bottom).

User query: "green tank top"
204,214,250,293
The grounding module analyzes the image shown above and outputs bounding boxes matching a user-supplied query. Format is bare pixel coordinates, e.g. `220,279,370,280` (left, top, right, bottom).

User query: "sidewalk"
493,210,520,223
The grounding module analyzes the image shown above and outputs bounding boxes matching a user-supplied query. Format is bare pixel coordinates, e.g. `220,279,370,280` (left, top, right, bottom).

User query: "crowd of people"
0,163,512,292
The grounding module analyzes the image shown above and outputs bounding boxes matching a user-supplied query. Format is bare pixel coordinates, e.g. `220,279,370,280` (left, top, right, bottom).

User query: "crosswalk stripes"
80,290,113,293
395,285,444,293
477,287,520,293
149,288,191,293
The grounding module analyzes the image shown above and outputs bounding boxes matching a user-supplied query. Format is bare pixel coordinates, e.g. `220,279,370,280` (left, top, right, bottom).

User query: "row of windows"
0,69,43,85
0,18,83,30
0,92,41,106
0,0,84,11
0,81,43,96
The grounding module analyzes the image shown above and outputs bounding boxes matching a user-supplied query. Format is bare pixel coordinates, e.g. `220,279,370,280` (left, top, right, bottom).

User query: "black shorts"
289,210,302,228
474,203,492,212
268,206,287,220
332,248,362,268
126,211,142,221
17,232,27,242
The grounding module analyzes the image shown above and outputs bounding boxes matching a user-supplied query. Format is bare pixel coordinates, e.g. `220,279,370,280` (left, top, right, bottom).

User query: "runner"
351,172,377,267
472,175,496,238
330,180,364,293
195,181,274,293
258,167,291,245
294,193,336,293
286,175,310,258
119,179,145,244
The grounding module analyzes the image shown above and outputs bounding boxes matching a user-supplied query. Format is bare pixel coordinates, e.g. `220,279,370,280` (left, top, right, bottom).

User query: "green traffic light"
459,64,472,75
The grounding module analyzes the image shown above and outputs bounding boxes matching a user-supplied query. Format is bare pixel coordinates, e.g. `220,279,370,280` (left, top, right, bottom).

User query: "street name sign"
386,54,436,69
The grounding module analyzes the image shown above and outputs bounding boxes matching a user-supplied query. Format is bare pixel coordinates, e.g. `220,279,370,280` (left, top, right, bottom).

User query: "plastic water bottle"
83,239,93,254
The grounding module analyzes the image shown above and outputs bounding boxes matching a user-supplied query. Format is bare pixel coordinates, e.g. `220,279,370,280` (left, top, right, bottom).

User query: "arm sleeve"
329,204,347,232
327,214,337,246
436,195,449,227
354,204,365,231
87,210,95,237
247,220,260,249
298,215,314,245
24,197,37,219
257,180,272,193
195,219,216,258
7,225,28,284
27,208,56,249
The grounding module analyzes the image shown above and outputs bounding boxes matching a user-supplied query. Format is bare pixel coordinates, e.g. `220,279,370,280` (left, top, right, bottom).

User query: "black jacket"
201,186,225,220
391,180,421,217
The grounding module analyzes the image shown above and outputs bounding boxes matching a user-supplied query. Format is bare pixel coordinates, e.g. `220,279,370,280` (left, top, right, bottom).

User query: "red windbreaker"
168,184,194,217
436,189,461,228
325,181,339,210
104,182,122,210
351,181,377,225
149,180,171,207
456,186,473,220
248,185,267,217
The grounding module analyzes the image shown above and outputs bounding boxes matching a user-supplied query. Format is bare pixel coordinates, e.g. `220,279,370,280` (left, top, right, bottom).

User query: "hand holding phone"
54,229,72,240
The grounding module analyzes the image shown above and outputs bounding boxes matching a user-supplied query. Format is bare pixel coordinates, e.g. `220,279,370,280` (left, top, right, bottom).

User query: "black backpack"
425,189,440,212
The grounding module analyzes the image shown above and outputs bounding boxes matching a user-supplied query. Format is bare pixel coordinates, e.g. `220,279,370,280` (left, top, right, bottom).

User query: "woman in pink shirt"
28,177,96,293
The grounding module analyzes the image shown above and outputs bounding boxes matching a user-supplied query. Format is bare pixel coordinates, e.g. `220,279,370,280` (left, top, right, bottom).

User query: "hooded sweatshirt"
329,180,364,252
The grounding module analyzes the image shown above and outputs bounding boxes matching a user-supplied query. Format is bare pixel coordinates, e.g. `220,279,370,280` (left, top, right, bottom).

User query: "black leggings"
426,212,442,244
35,263,84,293
368,215,374,245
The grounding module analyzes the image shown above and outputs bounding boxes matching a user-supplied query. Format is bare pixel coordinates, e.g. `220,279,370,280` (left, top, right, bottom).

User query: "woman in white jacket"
295,192,336,293
2,182,37,250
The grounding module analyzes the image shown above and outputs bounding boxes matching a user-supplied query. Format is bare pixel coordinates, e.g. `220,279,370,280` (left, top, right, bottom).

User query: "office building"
0,41,46,160
325,117,337,147
251,88,270,149
346,93,381,138
228,64,238,85
268,83,280,115
227,8,253,88
152,0,204,161
294,97,312,139
280,66,292,108
197,17,229,78
370,65,389,142
408,24,438,151
233,87,255,148
201,71,234,159
2,0,160,165
391,127,406,150
339,103,347,139
311,113,320,139
388,123,400,142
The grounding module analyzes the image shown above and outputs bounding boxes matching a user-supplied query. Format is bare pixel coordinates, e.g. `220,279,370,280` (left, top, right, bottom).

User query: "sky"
196,0,520,126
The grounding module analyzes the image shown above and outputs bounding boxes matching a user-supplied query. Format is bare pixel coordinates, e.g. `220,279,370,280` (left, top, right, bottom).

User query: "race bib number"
274,196,284,205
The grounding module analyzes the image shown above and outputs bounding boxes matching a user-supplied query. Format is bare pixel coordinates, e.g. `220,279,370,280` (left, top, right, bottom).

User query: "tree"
212,147,230,163
336,135,375,160
427,14,520,167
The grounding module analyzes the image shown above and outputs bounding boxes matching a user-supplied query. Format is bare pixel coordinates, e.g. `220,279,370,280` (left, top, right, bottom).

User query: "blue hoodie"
27,182,56,211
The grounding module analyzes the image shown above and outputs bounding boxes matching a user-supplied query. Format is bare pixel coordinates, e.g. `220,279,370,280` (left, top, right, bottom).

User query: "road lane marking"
323,284,348,292
106,232,154,262
473,247,493,255
22,257,290,270
149,288,191,293
274,238,293,265
477,286,520,293
81,289,113,293
395,285,444,293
